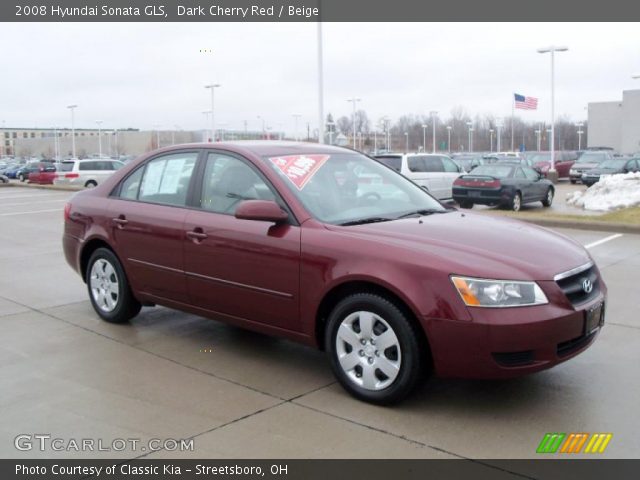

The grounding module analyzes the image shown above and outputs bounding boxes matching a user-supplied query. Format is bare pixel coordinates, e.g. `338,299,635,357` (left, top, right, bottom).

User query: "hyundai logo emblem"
582,278,593,294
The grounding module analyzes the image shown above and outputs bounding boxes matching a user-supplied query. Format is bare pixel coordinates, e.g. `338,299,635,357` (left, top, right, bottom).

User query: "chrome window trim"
553,261,594,282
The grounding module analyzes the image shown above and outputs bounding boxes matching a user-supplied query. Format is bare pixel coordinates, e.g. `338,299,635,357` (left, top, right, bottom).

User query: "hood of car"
329,212,591,281
573,162,600,170
583,167,620,175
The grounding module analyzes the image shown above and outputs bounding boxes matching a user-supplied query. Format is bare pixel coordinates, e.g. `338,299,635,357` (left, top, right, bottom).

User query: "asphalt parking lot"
1,185,639,465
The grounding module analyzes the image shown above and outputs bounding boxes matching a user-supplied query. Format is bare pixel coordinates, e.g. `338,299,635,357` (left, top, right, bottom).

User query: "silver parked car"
54,159,124,188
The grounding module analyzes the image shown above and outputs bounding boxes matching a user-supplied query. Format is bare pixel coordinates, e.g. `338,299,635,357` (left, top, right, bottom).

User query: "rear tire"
459,201,473,209
542,188,554,207
85,180,97,188
325,293,426,405
509,192,522,212
86,247,141,323
570,179,577,184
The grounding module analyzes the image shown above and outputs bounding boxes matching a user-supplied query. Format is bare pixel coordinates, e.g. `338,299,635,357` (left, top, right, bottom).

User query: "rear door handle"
112,216,128,227
186,230,208,241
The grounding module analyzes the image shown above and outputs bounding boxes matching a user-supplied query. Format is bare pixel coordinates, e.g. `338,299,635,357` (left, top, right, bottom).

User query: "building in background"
588,89,640,154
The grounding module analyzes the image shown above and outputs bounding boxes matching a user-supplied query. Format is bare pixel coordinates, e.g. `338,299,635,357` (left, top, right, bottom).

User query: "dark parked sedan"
581,157,640,186
453,164,554,211
569,151,613,184
63,142,605,404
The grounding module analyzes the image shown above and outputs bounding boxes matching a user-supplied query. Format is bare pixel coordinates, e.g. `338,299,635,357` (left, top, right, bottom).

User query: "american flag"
514,93,538,110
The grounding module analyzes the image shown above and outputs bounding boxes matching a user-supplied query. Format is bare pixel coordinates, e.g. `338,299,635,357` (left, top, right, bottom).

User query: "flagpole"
511,92,515,151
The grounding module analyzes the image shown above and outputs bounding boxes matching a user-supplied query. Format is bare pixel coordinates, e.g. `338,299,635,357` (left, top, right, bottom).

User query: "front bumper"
423,285,606,379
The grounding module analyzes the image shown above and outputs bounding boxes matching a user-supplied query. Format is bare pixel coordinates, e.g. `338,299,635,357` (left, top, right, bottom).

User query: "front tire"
86,247,141,323
542,188,554,207
570,179,577,184
325,293,425,405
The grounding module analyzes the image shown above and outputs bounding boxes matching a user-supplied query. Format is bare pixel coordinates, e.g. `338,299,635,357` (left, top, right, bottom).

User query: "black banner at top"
1,0,638,22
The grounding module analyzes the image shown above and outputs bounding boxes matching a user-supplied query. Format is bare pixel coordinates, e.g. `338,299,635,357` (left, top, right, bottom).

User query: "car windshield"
598,158,628,169
528,154,551,163
374,155,402,172
468,165,513,178
576,153,607,164
263,152,445,225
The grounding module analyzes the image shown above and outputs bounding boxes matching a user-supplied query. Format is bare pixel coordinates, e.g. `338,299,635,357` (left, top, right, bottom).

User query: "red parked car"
63,142,606,404
28,162,57,185
527,151,578,179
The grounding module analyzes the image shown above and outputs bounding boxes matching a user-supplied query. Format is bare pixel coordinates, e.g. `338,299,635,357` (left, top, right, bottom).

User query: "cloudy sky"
1,22,639,134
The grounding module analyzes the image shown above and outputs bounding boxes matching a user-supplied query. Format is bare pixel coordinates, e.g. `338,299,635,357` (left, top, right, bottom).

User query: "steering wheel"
360,192,382,204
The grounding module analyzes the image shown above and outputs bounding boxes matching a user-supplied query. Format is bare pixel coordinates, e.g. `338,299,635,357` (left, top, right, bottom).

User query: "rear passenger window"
424,157,443,172
514,168,526,179
79,162,96,171
441,157,459,172
200,153,274,214
408,157,427,172
138,152,198,206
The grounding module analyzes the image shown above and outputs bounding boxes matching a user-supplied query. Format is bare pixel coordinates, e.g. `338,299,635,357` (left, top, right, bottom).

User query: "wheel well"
315,281,432,360
80,239,113,282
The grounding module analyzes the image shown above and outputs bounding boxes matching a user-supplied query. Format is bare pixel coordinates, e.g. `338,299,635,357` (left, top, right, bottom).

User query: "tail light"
454,177,501,188
65,173,79,178
63,203,72,222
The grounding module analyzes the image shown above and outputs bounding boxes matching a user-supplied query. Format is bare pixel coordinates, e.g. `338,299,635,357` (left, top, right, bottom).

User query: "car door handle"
186,230,208,241
112,216,128,227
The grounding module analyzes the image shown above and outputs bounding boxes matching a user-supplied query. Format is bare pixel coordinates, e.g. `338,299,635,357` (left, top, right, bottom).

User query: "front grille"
557,331,597,357
492,350,535,367
555,264,599,306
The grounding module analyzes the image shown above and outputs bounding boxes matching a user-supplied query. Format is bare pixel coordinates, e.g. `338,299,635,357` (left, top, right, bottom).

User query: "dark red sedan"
28,162,57,185
63,142,606,404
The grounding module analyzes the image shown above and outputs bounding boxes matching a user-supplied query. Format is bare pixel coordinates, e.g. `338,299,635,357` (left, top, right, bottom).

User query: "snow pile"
566,172,640,211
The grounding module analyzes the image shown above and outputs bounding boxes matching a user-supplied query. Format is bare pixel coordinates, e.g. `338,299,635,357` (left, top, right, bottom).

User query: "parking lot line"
0,208,62,216
585,234,624,250
0,199,68,207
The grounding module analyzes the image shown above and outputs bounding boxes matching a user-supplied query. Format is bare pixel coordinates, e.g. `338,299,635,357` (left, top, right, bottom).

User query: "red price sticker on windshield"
269,154,330,190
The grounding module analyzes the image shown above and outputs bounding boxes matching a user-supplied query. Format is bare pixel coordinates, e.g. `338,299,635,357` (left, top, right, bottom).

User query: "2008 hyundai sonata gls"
63,142,606,404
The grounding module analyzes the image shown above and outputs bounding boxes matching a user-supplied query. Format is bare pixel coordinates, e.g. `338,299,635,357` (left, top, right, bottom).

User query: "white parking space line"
0,208,62,217
0,193,70,200
585,234,623,250
1,199,68,207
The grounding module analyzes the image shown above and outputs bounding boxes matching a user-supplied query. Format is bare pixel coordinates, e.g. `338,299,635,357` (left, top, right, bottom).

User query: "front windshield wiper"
338,217,393,226
395,209,450,219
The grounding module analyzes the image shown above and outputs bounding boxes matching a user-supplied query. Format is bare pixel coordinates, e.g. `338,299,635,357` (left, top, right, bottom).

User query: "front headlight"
569,169,577,174
451,276,548,308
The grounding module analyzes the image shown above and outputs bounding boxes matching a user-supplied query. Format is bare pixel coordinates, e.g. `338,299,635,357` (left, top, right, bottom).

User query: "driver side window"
200,153,275,214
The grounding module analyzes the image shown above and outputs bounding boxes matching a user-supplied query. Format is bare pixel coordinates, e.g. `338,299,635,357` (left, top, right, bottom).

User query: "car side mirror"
235,200,288,223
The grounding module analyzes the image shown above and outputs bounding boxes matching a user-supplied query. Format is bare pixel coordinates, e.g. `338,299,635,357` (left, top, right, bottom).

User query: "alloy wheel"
89,258,120,313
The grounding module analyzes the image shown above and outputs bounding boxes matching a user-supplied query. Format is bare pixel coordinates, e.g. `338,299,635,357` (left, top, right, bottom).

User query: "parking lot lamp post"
67,105,77,158
489,129,494,152
447,126,452,153
205,83,221,141
537,46,568,180
327,121,335,145
347,97,361,148
421,124,427,152
430,111,438,153
404,132,409,152
293,114,302,141
153,125,161,149
535,128,541,152
372,128,377,154
202,111,212,142
576,122,584,150
95,121,103,157
466,121,473,152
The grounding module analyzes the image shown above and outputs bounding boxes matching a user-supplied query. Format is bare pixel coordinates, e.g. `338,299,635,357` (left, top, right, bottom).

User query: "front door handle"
186,229,208,241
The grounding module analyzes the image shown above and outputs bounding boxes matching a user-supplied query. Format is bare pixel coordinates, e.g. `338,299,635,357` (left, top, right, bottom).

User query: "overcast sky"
1,22,639,134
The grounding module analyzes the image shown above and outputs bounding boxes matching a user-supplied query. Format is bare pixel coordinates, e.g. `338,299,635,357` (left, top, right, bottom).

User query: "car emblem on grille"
581,278,593,294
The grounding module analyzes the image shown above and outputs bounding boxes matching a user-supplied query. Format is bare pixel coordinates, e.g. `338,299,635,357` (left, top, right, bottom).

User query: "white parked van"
55,159,124,188
374,153,462,200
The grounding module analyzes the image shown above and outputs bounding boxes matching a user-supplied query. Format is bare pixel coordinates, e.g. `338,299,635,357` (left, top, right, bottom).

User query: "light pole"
421,124,428,153
347,97,361,148
447,126,452,153
430,111,438,153
67,105,77,158
202,111,212,142
257,116,267,139
489,128,494,152
404,132,409,153
317,22,325,144
535,128,541,152
372,128,377,154
95,120,103,157
204,83,221,142
381,116,390,152
466,121,473,152
537,45,568,181
292,114,302,141
576,122,584,150
153,124,160,149
496,118,503,152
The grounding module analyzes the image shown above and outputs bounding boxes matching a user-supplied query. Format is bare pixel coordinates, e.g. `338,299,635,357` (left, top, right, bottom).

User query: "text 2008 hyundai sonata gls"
63,142,606,404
